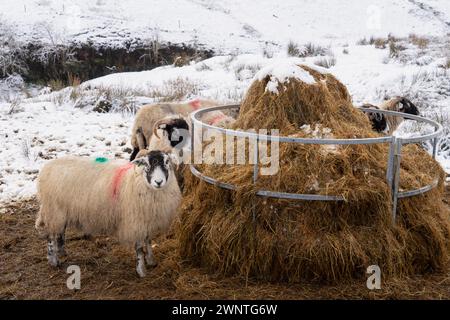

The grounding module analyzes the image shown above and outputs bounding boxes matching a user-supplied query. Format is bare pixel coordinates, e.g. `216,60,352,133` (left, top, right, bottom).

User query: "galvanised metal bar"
190,105,443,145
191,105,392,144
191,113,195,165
391,138,403,223
398,179,439,198
190,165,345,201
386,137,396,191
190,165,236,191
253,136,259,183
432,137,438,159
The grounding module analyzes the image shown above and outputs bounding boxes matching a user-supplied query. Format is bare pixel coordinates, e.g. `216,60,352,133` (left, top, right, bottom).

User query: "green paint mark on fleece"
94,157,109,163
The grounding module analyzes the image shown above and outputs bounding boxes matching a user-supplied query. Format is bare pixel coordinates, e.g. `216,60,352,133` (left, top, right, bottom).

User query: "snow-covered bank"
1,0,449,52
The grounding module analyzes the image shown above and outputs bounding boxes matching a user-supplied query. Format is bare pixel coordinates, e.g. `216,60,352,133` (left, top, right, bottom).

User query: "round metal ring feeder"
189,105,443,224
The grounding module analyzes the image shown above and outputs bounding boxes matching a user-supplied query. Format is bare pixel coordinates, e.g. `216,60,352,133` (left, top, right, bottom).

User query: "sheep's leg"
47,235,59,267
135,242,147,278
56,233,66,257
144,239,157,267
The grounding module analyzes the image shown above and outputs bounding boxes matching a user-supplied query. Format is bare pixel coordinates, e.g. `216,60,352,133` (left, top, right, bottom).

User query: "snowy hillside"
1,0,449,52
0,0,449,203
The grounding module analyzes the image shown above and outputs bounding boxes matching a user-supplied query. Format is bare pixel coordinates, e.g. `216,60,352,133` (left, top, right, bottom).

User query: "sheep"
130,99,236,161
35,150,181,278
130,99,215,160
361,103,388,133
149,117,190,153
362,97,419,135
134,117,191,190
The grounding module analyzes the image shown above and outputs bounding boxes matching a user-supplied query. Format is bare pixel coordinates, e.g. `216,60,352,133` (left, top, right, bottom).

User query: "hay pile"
177,62,450,283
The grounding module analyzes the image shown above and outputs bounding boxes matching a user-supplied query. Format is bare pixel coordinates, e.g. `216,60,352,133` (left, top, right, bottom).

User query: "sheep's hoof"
47,255,60,267
136,263,147,278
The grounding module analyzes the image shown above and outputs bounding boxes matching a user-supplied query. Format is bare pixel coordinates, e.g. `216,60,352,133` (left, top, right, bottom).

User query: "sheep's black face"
398,98,419,116
369,113,387,132
363,104,387,133
163,118,190,149
134,151,172,189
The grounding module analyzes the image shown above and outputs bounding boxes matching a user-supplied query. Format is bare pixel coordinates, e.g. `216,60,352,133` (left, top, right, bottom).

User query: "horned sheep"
35,151,181,277
130,99,235,161
134,116,191,189
363,97,420,134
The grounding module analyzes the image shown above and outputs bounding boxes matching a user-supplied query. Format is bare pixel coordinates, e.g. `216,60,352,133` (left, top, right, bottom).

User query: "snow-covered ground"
1,0,449,51
0,0,449,203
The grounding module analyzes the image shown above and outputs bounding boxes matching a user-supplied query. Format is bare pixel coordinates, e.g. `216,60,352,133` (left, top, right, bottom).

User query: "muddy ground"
1,193,450,300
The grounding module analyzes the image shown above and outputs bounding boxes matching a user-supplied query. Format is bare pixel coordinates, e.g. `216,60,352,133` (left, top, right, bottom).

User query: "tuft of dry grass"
374,38,388,49
357,38,368,46
302,42,330,57
149,77,199,102
409,34,430,49
67,73,81,87
7,97,22,115
68,76,199,113
314,56,337,68
234,63,262,80
287,40,301,57
389,40,406,58
173,56,190,67
287,41,330,57
47,79,65,91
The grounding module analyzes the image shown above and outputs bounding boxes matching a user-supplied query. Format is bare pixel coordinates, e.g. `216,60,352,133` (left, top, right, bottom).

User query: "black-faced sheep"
361,103,388,133
130,99,235,161
363,97,419,135
35,151,181,277
134,117,190,190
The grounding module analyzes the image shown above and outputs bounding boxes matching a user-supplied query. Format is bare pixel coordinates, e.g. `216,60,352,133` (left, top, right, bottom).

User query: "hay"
177,63,450,283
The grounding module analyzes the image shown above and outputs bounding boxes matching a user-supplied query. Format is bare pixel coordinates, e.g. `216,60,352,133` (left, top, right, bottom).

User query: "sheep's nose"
155,179,163,186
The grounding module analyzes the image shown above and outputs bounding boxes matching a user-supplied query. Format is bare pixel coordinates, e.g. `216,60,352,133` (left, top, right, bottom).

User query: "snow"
255,60,316,94
1,1,450,203
0,102,132,201
1,0,449,52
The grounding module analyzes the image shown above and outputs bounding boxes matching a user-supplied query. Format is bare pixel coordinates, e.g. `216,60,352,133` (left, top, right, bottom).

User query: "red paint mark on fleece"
209,114,226,126
189,99,201,110
111,163,134,200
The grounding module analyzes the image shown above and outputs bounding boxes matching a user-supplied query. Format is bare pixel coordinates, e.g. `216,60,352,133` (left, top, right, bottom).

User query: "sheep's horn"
153,125,160,139
153,119,171,139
